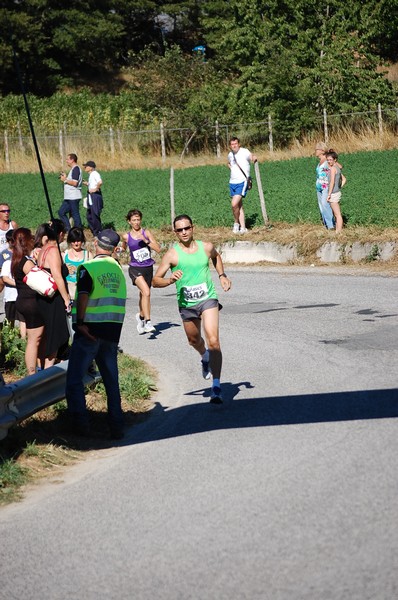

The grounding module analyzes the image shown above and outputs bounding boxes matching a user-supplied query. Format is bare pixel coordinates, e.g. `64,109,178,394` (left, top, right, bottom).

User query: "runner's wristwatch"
219,273,227,278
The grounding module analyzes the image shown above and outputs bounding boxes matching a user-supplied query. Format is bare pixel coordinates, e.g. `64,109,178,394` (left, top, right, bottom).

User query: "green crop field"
0,149,397,231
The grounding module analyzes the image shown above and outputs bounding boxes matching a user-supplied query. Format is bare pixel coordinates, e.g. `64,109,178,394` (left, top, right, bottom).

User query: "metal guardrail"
0,361,101,440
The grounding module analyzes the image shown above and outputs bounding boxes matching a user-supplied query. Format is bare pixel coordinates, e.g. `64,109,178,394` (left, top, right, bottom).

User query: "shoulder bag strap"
233,154,249,181
38,245,56,268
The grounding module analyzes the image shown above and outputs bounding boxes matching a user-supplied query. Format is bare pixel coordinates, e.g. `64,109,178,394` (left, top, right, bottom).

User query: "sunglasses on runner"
175,226,192,233
0,209,10,213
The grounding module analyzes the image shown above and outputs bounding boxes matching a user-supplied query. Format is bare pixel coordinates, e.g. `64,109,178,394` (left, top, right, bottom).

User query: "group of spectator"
0,189,159,439
0,216,79,375
59,154,103,236
229,138,345,234
314,142,345,233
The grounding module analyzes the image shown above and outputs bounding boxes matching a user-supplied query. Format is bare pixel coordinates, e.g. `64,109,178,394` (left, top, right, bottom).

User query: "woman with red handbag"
11,228,45,375
35,222,71,368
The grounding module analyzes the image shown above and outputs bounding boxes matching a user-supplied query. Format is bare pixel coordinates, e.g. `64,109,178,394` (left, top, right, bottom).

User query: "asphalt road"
1,266,398,600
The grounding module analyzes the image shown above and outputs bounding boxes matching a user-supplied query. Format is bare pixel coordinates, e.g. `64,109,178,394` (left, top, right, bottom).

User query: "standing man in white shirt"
0,202,17,293
227,137,257,234
83,160,103,236
59,153,83,231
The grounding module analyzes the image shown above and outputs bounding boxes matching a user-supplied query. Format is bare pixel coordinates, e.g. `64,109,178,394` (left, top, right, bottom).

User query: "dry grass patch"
0,353,157,505
3,128,398,174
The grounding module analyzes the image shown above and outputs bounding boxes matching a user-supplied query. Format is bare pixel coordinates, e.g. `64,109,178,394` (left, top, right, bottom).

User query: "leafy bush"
0,321,26,377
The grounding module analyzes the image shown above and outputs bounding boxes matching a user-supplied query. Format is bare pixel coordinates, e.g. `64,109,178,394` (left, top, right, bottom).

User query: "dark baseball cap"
83,160,96,168
97,229,120,248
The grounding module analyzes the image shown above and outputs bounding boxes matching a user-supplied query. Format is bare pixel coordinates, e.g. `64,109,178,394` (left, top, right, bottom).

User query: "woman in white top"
326,151,344,233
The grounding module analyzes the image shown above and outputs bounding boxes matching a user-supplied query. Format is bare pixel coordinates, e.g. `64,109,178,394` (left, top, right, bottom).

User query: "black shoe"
210,386,223,404
75,422,91,437
68,414,91,437
110,427,124,440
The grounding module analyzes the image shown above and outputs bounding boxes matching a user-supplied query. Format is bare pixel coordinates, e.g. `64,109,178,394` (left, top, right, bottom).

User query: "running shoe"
136,312,145,334
239,227,247,234
232,223,240,234
144,320,156,333
210,386,223,404
201,358,211,380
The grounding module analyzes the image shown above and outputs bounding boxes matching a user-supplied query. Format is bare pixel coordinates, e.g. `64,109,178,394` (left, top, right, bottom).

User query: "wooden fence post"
323,108,329,145
254,161,268,224
170,167,175,225
268,114,274,153
4,130,10,171
215,120,221,158
117,129,123,152
59,130,64,165
17,120,24,151
109,127,115,157
378,103,383,136
160,122,166,164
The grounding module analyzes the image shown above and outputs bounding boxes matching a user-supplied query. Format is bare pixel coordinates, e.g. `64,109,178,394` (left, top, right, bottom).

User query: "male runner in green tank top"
153,214,231,403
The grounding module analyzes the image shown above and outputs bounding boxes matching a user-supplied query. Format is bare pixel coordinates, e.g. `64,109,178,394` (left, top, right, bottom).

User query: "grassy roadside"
0,353,157,506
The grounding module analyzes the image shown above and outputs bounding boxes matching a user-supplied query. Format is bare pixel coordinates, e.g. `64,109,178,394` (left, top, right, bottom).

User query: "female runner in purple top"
121,209,161,334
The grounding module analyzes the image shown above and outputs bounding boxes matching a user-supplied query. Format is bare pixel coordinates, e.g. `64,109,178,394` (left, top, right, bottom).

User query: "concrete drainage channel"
219,241,397,264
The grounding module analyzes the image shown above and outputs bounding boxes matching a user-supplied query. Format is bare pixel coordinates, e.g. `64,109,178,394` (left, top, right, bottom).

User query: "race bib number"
182,282,208,302
132,247,151,263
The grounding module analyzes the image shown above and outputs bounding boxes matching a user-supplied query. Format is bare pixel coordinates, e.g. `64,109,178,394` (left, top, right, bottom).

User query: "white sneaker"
232,223,240,233
136,312,145,334
144,320,156,333
239,227,247,234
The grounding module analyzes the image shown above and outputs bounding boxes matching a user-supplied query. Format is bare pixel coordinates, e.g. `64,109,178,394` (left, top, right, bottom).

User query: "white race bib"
182,282,208,302
132,247,151,263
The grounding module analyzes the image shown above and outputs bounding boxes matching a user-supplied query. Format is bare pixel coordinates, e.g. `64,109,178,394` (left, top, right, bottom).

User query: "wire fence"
2,104,398,171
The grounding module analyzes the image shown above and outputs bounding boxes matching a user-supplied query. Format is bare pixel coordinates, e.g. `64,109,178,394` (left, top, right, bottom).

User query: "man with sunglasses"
153,214,231,404
0,204,18,293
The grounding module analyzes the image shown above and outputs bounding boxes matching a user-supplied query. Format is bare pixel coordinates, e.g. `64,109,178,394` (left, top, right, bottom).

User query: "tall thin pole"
12,46,55,221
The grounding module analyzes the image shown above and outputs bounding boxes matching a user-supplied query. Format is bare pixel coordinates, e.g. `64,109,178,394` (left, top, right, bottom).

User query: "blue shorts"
229,181,248,198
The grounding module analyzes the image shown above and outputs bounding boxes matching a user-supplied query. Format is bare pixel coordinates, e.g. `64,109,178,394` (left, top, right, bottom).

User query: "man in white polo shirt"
59,153,83,231
83,160,103,236
227,137,257,234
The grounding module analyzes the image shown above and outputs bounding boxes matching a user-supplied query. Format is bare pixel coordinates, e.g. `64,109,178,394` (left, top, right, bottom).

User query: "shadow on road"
5,385,396,454
125,385,398,445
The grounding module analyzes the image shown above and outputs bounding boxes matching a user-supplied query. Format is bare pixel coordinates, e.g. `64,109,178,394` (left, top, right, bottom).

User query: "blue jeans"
65,333,123,429
58,199,82,230
316,188,334,229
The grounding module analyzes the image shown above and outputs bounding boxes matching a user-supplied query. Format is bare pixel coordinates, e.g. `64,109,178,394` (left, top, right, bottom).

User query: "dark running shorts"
5,301,17,322
15,297,44,329
179,298,222,321
128,265,153,288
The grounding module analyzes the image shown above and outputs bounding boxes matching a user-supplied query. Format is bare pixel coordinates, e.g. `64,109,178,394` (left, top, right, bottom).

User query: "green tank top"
172,240,217,308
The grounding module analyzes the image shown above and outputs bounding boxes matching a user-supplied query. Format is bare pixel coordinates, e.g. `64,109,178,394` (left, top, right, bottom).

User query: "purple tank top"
127,230,154,267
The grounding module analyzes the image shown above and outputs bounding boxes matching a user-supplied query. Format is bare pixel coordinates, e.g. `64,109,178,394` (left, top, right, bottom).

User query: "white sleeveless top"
0,222,13,253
